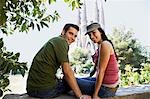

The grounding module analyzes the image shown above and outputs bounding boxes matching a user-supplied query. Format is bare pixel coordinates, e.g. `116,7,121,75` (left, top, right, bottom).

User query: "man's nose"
72,36,75,41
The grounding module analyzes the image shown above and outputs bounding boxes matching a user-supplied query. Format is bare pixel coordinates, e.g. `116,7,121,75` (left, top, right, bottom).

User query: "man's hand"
79,95,92,99
93,95,101,99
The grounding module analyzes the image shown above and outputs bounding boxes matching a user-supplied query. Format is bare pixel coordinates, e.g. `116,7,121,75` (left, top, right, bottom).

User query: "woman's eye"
92,32,96,34
88,34,91,37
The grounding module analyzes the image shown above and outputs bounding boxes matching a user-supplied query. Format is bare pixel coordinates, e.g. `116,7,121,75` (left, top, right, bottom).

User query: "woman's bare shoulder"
101,41,111,47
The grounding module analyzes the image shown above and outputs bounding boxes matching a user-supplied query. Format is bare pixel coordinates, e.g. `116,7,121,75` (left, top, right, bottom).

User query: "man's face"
62,27,78,45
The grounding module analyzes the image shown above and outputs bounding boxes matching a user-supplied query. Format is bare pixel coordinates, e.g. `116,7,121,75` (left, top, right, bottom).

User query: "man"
26,23,91,99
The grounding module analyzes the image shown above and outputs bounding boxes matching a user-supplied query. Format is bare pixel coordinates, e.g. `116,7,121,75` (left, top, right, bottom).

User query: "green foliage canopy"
0,0,82,35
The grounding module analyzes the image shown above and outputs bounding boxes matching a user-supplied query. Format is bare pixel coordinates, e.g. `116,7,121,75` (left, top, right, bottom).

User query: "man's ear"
61,30,65,36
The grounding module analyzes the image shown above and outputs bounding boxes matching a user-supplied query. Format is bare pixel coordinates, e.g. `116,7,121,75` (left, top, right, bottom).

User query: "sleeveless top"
92,48,119,85
103,54,119,84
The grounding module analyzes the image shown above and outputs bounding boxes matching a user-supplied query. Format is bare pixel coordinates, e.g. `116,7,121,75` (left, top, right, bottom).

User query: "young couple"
26,23,120,99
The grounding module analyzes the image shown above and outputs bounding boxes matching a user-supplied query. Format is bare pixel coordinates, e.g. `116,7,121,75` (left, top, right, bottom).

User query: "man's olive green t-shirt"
27,36,69,91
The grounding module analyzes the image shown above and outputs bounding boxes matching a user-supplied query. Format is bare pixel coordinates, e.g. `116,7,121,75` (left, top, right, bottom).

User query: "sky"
1,0,150,65
104,0,150,46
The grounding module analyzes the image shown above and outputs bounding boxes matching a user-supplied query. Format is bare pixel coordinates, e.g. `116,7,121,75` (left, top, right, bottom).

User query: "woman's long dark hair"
98,28,118,61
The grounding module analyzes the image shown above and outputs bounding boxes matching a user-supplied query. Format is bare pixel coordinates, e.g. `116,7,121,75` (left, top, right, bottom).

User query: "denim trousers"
27,79,70,99
76,77,117,98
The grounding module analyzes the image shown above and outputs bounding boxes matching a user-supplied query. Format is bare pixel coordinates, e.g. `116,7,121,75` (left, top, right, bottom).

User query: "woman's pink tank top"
92,50,119,84
103,54,119,84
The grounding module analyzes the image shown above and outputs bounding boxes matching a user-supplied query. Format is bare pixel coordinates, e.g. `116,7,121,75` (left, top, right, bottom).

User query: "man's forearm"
64,68,82,98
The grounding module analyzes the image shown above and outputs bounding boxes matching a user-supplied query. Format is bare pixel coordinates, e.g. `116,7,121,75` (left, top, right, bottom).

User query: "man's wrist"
79,95,84,99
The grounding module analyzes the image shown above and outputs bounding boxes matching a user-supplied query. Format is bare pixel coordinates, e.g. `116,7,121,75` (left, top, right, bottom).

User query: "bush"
121,63,150,86
70,47,94,74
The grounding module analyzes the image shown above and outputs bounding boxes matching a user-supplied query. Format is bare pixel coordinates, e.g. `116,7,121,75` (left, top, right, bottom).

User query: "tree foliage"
109,27,150,72
0,0,82,35
0,38,28,95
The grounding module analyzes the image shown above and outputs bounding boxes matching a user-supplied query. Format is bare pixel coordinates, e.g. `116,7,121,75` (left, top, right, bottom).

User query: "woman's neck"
98,39,103,44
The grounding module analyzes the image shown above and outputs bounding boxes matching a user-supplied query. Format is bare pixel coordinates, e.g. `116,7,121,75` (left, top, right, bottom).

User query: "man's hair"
63,23,79,33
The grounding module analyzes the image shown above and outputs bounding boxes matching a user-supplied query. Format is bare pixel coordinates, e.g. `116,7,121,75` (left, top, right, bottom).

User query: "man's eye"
69,32,73,35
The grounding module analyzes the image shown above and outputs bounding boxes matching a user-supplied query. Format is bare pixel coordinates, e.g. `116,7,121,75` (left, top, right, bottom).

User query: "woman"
77,23,120,99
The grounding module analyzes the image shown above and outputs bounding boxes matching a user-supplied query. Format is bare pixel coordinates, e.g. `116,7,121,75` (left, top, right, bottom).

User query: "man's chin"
68,42,71,45
69,41,74,45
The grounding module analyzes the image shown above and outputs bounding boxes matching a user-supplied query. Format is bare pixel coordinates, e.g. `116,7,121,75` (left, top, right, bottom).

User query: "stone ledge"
2,85,150,99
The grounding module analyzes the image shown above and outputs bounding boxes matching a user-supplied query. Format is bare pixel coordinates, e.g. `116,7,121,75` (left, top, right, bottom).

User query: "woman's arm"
93,41,111,98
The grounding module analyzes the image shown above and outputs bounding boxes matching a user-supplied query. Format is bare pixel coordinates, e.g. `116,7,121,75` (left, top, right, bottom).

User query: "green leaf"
72,1,75,10
1,28,7,34
0,75,9,89
31,0,37,7
19,68,25,77
17,17,24,25
40,21,49,28
0,0,7,26
12,0,18,5
0,57,5,67
21,22,27,32
0,38,4,49
64,0,69,2
24,5,29,13
38,14,44,19
36,24,40,31
49,0,56,4
10,17,16,22
15,53,20,57
11,68,18,75
30,22,34,29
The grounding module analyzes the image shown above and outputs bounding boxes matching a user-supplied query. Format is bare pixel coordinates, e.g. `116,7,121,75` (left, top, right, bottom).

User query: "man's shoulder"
50,36,65,42
49,36,68,46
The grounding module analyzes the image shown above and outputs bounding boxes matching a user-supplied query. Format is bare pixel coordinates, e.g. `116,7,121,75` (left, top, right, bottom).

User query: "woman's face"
88,29,102,44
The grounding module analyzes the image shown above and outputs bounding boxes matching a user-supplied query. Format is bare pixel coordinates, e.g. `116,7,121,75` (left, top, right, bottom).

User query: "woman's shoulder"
101,41,114,53
101,41,112,47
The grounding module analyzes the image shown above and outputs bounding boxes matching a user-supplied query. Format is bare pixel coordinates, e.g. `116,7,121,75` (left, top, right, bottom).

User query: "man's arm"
62,62,91,99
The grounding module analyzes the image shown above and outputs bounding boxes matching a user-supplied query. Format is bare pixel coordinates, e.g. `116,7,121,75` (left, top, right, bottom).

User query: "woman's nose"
90,33,94,39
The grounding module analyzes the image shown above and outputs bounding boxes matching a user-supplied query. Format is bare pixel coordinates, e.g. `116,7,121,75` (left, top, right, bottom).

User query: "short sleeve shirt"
27,36,69,91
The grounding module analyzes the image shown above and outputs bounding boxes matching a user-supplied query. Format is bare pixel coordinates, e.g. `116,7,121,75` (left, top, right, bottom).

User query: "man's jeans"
76,77,118,98
27,79,70,98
